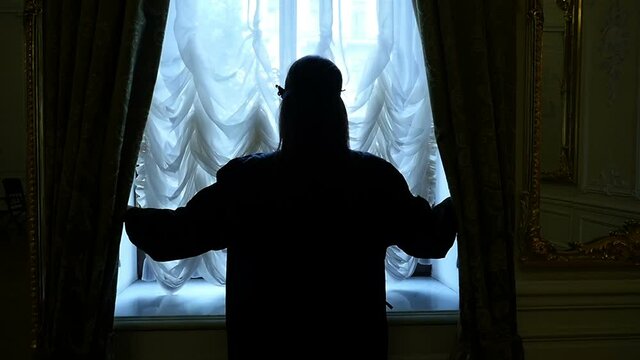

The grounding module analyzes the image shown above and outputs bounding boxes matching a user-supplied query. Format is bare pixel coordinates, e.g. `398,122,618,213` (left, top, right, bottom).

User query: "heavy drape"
413,0,524,358
40,1,169,358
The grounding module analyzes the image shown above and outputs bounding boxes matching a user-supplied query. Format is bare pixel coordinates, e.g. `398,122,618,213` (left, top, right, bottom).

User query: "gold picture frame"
520,0,640,267
24,0,43,351
539,0,581,183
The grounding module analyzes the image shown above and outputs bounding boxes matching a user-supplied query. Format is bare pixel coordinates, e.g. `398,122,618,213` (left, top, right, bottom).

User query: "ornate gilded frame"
24,0,43,352
540,0,582,183
520,0,640,267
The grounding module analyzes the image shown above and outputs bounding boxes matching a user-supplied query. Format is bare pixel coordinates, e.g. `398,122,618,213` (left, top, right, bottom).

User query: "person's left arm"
382,162,458,259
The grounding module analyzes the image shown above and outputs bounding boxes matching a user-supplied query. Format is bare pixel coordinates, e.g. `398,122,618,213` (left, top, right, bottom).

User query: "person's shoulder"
349,150,407,187
349,150,397,171
217,152,277,179
225,152,276,167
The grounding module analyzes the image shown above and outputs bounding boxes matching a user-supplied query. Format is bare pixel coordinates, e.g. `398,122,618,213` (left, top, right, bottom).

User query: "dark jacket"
124,150,457,360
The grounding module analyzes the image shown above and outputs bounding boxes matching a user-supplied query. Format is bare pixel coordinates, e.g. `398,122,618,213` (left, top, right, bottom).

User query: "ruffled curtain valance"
136,0,445,292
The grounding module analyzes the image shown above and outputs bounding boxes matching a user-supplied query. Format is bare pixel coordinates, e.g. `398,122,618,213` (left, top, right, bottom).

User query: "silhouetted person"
124,55,457,360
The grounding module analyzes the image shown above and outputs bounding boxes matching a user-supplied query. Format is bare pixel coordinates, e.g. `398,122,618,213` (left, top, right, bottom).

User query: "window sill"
114,277,458,330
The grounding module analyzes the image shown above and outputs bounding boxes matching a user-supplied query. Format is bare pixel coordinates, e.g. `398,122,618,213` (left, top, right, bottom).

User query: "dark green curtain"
40,1,168,358
413,1,524,359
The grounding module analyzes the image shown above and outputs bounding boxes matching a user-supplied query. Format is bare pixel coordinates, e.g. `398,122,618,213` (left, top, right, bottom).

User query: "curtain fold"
413,0,523,358
139,0,445,291
41,0,169,358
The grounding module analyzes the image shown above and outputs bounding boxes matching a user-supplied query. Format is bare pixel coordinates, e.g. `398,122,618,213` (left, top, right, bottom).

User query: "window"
115,0,458,317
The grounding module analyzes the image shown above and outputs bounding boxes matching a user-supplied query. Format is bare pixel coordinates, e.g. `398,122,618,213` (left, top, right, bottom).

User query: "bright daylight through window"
115,0,458,317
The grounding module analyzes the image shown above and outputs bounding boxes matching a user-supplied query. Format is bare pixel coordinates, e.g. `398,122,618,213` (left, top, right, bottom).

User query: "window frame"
115,0,460,321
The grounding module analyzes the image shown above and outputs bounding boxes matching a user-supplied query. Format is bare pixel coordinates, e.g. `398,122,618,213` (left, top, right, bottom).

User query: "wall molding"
518,279,640,313
517,279,640,298
522,333,640,342
517,279,640,342
389,356,449,360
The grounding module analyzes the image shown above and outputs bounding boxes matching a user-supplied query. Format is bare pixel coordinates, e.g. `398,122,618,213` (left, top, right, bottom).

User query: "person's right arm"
124,182,230,262
123,157,248,262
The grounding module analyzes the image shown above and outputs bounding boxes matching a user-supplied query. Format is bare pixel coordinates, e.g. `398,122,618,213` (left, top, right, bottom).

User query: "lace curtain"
134,0,444,292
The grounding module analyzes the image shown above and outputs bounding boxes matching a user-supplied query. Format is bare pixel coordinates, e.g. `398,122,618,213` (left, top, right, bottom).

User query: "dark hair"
277,56,349,157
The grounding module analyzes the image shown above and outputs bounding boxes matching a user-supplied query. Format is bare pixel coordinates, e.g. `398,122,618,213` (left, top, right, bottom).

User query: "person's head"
277,55,349,156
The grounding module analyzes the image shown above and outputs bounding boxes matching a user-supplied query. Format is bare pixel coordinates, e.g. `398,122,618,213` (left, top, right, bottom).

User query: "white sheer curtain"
134,0,446,293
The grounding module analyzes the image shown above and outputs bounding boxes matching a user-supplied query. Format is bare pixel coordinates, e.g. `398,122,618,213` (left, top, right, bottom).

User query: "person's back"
124,55,457,359
223,151,396,359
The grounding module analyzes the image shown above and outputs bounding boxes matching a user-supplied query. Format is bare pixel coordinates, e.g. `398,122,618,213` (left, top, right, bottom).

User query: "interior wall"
0,1,32,360
113,322,457,360
515,0,640,359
